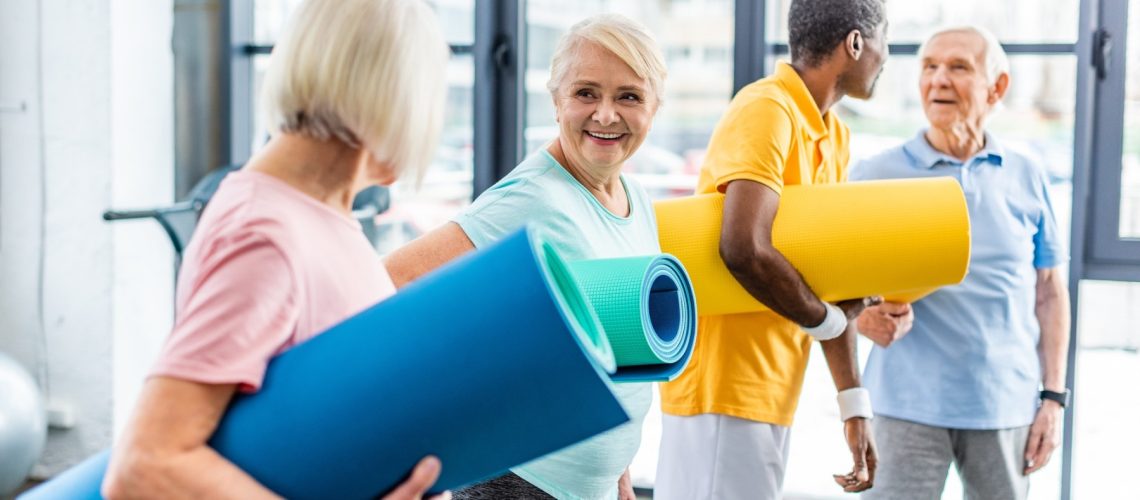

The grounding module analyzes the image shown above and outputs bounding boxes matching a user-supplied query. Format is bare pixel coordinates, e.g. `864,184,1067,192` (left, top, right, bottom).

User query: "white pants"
654,413,792,500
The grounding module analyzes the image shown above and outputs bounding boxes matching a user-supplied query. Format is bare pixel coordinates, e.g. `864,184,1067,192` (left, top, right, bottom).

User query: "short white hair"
546,14,668,105
920,26,1010,85
261,0,449,182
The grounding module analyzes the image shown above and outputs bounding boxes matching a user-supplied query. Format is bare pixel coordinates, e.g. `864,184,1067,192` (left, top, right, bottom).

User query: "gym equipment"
0,352,46,496
655,177,971,316
20,227,628,499
569,255,697,382
102,165,390,262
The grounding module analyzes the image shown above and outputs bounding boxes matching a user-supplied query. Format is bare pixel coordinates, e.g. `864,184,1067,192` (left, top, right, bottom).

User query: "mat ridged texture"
569,254,698,382
655,178,971,317
21,227,627,500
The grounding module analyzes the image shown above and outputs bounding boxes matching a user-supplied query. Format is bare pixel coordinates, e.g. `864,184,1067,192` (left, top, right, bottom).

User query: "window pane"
525,0,734,200
1120,2,1140,238
767,0,1078,44
1072,280,1140,497
252,0,474,255
254,0,473,45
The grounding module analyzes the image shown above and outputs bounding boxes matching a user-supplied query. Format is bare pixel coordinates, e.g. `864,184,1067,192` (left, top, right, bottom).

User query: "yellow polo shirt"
659,61,850,426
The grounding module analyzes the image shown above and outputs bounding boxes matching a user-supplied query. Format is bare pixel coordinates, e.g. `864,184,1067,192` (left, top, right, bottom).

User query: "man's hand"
618,468,636,500
836,296,884,322
832,417,877,493
856,302,914,347
383,456,451,500
1024,401,1063,475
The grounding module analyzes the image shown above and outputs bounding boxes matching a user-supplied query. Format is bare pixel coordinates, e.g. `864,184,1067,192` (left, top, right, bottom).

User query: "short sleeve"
454,176,578,250
703,97,795,194
1030,168,1069,269
151,231,299,392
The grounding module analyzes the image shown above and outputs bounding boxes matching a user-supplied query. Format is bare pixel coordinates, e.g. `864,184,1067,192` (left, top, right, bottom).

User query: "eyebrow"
921,57,976,66
570,80,646,92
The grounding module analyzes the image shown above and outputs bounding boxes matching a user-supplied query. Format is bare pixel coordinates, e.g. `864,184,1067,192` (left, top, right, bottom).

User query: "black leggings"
452,472,556,500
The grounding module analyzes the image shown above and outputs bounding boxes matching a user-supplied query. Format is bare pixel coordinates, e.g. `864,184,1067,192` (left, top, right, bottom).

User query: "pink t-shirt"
150,170,396,392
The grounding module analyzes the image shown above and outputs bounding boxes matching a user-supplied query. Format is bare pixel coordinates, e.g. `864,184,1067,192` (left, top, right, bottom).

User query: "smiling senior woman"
385,13,667,500
100,0,451,498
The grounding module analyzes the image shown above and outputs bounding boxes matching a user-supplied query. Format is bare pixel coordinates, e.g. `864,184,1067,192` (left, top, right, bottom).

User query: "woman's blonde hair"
546,14,668,105
261,0,449,182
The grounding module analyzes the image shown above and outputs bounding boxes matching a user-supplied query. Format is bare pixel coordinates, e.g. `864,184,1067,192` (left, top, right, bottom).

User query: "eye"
575,88,596,99
619,92,644,103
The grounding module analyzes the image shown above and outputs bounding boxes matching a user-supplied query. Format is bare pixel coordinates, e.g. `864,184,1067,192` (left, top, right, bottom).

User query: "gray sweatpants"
863,416,1031,500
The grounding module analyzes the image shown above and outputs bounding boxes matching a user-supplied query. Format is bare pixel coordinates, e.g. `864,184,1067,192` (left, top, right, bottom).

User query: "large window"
251,0,475,254
225,2,1139,498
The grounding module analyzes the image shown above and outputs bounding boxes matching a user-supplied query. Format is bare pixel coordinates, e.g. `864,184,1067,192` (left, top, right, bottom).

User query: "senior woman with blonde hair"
100,0,451,498
386,13,667,500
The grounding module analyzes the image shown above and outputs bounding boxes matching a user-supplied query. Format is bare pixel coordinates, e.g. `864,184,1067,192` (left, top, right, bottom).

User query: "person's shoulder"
480,152,579,204
725,83,796,121
849,141,911,181
194,171,307,251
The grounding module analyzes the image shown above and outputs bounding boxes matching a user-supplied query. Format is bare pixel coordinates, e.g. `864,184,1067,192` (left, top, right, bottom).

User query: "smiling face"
919,31,1005,131
552,41,658,175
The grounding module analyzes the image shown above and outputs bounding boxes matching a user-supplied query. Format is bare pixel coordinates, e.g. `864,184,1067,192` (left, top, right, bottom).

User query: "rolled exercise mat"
655,177,970,317
21,226,629,500
568,255,697,382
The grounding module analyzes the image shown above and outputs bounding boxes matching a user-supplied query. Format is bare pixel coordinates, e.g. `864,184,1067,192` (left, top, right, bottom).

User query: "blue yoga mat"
569,254,697,382
21,227,628,499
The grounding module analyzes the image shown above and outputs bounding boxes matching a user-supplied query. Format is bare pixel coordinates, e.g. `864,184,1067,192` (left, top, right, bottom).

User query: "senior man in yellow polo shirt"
656,0,904,498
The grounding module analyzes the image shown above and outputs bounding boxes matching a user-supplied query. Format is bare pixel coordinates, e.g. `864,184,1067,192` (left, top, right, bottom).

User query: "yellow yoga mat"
655,177,971,317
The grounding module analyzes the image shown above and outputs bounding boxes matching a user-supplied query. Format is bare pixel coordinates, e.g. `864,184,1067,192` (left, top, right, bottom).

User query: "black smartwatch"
1040,389,1071,408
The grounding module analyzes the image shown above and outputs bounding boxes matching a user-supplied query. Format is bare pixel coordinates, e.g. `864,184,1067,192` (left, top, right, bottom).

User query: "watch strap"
1040,389,1070,408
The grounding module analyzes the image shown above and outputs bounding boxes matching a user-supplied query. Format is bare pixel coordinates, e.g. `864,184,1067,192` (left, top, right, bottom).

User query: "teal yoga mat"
21,227,627,499
569,254,697,382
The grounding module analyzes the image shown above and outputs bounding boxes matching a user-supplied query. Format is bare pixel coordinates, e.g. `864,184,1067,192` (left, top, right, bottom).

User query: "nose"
592,98,619,126
929,65,952,87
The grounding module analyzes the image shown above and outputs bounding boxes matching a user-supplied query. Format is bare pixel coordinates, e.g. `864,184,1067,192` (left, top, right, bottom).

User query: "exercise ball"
0,352,46,495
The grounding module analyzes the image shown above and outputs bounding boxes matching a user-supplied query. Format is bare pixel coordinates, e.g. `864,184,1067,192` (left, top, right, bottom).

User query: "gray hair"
788,0,887,67
919,26,1010,84
546,14,668,105
261,0,449,183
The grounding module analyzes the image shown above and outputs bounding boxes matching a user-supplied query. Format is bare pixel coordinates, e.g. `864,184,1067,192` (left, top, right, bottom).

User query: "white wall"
0,0,173,478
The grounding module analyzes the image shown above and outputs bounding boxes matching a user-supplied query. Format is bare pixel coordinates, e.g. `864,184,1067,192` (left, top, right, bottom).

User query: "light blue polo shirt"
851,130,1067,430
453,149,657,499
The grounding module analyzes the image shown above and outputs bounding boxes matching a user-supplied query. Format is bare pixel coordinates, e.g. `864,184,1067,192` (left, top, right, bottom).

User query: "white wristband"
837,387,873,421
802,302,846,341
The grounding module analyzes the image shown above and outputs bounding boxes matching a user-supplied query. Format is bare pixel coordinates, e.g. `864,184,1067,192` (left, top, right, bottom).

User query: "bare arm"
719,180,829,325
720,179,877,490
102,377,278,500
1024,266,1071,475
822,323,877,492
1036,267,1070,393
384,222,476,288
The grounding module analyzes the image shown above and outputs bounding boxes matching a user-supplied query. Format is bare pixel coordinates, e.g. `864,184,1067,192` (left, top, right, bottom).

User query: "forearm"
820,324,861,391
106,446,279,500
1036,269,1071,391
383,222,475,288
724,245,828,326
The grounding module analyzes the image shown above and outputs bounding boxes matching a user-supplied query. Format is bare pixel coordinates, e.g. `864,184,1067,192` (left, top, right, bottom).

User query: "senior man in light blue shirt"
850,26,1071,500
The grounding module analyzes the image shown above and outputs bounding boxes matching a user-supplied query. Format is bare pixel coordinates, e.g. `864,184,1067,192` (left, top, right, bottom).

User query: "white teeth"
587,131,622,140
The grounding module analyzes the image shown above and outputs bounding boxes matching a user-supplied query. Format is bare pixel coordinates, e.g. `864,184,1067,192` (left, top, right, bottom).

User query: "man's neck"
790,61,845,117
924,124,986,162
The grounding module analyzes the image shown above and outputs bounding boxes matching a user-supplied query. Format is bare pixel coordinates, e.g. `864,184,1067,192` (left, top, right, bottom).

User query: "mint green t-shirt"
453,149,657,500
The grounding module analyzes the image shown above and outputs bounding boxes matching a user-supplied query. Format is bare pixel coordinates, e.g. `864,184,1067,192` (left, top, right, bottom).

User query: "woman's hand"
383,456,451,500
618,468,636,500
